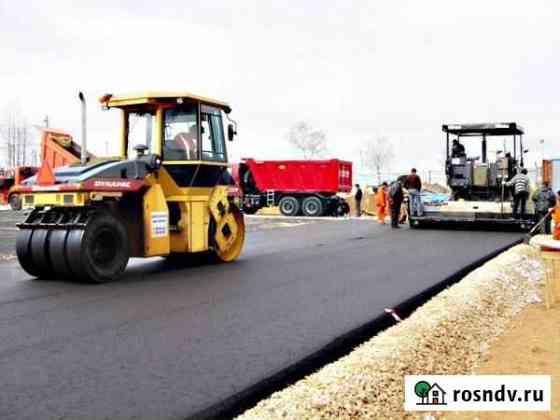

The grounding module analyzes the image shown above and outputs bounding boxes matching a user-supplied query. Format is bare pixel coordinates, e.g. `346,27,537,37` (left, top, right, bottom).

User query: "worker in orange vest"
375,182,388,224
552,190,560,240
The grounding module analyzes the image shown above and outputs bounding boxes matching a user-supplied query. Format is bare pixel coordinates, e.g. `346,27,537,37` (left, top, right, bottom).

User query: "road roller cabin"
13,92,245,283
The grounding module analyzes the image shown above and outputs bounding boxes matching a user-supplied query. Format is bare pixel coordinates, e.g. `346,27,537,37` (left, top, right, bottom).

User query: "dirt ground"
443,302,560,420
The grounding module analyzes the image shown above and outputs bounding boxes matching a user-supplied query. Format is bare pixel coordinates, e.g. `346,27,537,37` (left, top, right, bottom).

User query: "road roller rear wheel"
30,229,55,279
49,230,74,279
16,229,41,278
67,211,129,283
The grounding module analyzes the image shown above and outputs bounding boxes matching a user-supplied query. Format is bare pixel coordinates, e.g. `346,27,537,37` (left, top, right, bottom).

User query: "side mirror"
227,123,237,141
523,149,529,154
148,154,162,171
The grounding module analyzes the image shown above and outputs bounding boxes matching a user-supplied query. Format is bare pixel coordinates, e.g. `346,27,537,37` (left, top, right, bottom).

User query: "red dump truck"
1,129,89,210
0,167,38,208
233,158,353,216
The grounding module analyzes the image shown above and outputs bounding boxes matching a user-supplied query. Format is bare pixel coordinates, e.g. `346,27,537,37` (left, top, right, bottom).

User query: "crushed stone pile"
237,244,544,420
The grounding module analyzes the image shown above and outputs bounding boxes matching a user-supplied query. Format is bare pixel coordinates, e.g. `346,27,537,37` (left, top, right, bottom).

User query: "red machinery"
1,129,88,209
234,158,352,216
0,167,38,209
0,169,15,206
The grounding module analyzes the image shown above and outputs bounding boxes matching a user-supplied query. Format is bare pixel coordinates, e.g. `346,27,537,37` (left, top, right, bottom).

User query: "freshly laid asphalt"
0,217,521,420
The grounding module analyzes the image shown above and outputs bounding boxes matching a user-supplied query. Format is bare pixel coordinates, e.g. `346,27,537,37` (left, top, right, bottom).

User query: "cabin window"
127,111,156,157
200,105,226,162
163,105,198,161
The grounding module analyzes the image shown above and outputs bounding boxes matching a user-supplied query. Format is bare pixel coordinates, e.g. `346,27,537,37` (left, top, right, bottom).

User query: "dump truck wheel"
30,229,55,279
49,230,74,279
215,205,245,263
278,196,300,217
16,229,42,278
302,196,324,217
67,212,129,283
9,194,21,211
334,200,350,217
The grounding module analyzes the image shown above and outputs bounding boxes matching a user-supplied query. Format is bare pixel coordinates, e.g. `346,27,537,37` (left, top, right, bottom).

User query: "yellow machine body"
16,92,245,283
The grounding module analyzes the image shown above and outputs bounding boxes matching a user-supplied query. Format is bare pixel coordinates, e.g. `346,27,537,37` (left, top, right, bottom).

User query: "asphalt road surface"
0,217,521,420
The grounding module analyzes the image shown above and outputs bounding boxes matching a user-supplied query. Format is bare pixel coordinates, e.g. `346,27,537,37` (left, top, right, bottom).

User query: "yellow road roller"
13,92,245,283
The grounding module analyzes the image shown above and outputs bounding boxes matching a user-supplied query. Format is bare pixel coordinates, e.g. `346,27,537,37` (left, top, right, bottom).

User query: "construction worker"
354,184,363,217
375,182,388,224
388,179,404,229
532,181,556,234
451,139,466,158
505,168,530,219
553,191,560,240
404,168,423,216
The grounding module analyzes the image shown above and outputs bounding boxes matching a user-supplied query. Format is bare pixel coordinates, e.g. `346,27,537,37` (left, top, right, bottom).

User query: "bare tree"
287,121,328,159
0,108,33,168
359,137,395,184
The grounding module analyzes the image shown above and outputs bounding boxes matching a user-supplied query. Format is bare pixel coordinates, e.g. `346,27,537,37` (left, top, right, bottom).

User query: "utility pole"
44,115,49,128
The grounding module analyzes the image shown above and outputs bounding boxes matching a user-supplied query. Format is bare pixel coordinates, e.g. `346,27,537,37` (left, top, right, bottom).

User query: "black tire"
334,200,350,217
9,194,21,211
301,196,324,217
49,230,74,279
30,229,55,279
67,211,129,283
16,229,41,278
278,196,300,217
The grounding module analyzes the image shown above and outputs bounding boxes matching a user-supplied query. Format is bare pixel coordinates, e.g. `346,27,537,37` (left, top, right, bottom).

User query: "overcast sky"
1,0,559,179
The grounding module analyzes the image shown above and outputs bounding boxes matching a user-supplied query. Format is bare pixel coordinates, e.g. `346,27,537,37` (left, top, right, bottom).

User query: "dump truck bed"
241,158,353,193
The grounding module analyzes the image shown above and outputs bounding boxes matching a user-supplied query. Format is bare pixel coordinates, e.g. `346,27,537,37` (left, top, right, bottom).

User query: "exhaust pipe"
78,91,87,165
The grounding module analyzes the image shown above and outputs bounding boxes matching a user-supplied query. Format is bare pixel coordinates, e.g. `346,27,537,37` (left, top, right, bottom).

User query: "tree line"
0,111,39,168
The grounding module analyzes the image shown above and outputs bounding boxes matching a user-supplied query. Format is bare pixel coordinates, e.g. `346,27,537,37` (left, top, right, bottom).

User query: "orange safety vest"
375,187,387,208
553,205,560,240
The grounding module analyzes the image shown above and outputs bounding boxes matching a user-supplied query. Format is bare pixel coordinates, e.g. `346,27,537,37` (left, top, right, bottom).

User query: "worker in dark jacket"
388,180,404,228
532,181,556,234
451,139,466,158
404,168,423,216
354,184,363,217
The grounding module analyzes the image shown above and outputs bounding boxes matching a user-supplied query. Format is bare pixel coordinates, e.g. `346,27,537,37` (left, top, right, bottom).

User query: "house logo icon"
414,380,447,406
